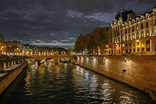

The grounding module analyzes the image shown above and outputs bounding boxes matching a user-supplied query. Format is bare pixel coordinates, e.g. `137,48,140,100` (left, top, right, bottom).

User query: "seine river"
0,62,154,104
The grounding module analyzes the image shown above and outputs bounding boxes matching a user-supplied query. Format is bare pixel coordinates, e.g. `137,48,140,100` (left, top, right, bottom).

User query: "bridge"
30,55,77,62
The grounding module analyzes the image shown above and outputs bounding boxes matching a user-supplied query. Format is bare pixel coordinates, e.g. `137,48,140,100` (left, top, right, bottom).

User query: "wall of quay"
0,62,28,94
76,55,156,101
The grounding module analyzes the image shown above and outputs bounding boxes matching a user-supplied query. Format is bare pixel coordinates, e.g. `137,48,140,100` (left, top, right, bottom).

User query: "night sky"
0,0,156,48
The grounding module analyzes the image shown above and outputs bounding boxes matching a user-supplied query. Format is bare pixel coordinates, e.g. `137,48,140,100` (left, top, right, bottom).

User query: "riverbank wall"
0,62,27,94
75,55,156,101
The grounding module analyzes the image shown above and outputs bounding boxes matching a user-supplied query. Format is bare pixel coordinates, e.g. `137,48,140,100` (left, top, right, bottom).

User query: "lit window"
122,36,125,41
136,26,139,30
154,29,156,34
122,44,125,47
146,31,149,36
141,32,144,37
132,34,135,39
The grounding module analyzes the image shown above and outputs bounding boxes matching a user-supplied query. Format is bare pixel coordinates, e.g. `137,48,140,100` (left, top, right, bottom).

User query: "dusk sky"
0,0,156,48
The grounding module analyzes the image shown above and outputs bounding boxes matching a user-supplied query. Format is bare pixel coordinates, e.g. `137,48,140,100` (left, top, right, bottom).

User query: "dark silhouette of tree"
74,34,85,53
74,27,109,53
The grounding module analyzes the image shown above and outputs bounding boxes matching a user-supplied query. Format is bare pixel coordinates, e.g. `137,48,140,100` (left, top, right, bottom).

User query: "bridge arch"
31,55,75,62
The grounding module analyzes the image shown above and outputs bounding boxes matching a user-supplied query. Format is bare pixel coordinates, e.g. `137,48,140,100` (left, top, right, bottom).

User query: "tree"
74,27,110,53
74,34,85,53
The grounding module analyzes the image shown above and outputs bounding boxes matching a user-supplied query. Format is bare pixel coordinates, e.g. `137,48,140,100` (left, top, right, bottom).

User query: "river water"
0,62,154,104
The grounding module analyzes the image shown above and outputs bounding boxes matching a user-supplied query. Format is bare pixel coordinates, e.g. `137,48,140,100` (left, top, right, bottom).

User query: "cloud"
30,40,74,47
0,0,156,47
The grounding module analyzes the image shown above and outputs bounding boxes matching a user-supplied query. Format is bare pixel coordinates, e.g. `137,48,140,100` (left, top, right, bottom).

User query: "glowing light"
80,56,84,63
136,40,139,42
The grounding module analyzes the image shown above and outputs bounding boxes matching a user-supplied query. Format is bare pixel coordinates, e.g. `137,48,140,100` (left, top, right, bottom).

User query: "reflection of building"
111,7,156,55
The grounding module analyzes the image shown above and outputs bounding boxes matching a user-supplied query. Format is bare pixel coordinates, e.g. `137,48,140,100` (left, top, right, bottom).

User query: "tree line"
74,27,110,53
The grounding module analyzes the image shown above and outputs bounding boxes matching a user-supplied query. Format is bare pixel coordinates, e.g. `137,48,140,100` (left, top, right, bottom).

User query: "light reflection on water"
0,62,154,104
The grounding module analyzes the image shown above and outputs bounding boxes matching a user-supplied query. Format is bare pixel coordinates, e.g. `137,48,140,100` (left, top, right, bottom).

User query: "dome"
115,10,135,21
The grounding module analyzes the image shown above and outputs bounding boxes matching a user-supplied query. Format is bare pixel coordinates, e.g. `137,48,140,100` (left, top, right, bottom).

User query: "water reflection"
0,61,154,104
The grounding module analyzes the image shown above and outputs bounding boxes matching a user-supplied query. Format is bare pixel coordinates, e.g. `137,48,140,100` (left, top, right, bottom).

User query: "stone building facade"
111,7,156,55
4,41,23,55
0,34,5,54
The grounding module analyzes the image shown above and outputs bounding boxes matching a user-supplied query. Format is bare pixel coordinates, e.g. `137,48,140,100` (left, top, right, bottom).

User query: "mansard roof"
124,7,156,22
115,9,135,21
112,7,156,25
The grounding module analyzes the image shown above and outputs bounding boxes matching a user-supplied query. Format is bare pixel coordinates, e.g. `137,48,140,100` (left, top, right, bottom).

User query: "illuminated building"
0,34,5,54
111,7,156,55
4,41,23,55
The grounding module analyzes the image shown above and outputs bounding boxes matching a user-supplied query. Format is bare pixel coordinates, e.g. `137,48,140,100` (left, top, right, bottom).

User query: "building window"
126,36,127,41
132,27,134,32
122,36,125,41
146,40,150,51
129,35,131,40
126,49,128,54
136,33,139,38
122,44,125,47
146,31,149,36
132,34,135,39
146,22,149,28
141,32,144,37
125,29,127,34
154,29,156,34
137,42,139,45
129,43,131,46
129,49,132,53
125,43,127,47
141,23,143,29
155,19,156,25
136,26,139,31
118,37,120,42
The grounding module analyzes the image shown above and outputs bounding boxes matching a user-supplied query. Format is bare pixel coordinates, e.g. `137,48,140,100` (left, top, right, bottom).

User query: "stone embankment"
75,55,156,101
0,61,27,94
